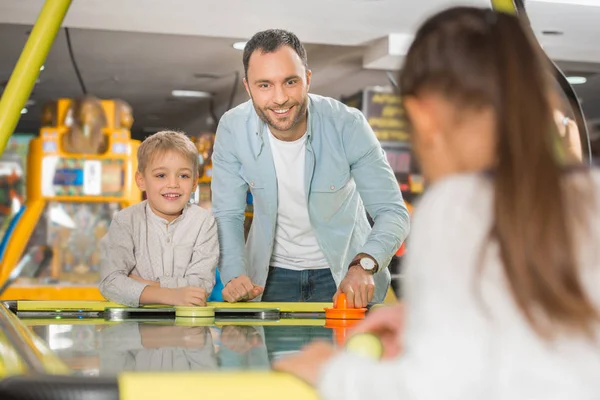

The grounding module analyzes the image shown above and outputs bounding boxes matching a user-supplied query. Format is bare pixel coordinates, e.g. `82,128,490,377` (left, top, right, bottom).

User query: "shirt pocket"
310,171,355,218
240,170,269,210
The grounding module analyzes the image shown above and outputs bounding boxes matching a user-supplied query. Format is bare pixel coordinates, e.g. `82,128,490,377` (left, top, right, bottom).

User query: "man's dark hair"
243,29,308,78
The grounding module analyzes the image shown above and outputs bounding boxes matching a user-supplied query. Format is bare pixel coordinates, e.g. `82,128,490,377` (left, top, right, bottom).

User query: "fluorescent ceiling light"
233,41,247,50
171,90,212,98
567,76,587,84
21,108,28,114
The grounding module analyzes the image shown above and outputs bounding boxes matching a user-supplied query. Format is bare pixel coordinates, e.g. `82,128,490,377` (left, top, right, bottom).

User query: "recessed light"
21,108,28,114
232,41,247,51
40,65,45,71
171,90,212,98
567,76,587,85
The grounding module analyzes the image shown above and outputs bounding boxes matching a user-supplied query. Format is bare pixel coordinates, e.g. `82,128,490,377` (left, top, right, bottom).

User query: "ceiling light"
21,108,28,114
567,76,587,85
40,65,45,71
171,90,212,98
232,41,247,50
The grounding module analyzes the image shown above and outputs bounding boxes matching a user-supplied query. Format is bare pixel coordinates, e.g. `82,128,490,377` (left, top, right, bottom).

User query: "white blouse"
319,171,600,400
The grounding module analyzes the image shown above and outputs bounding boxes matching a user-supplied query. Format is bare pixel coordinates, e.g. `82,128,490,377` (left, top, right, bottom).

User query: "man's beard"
252,94,308,134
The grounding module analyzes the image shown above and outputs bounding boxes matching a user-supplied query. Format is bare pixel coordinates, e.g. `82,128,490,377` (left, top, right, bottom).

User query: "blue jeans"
261,267,337,302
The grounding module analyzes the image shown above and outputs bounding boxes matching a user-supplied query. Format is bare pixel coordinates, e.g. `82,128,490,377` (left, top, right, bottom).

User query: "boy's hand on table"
170,287,207,306
222,275,264,302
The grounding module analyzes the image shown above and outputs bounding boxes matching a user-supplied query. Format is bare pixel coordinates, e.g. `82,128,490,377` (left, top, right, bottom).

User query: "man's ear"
243,77,251,98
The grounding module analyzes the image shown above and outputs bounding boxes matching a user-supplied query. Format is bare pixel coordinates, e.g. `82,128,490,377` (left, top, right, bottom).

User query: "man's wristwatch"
349,254,378,274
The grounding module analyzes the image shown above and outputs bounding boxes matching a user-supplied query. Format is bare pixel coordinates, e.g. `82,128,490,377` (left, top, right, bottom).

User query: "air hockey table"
0,299,375,400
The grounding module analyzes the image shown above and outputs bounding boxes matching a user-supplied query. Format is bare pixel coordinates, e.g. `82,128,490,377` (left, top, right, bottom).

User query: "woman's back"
402,169,600,399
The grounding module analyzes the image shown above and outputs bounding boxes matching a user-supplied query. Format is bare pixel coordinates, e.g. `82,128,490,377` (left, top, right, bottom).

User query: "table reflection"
26,320,334,376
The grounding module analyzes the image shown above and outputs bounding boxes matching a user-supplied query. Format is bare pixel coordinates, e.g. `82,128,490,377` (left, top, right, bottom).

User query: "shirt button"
166,238,171,243
330,185,335,190
250,181,255,187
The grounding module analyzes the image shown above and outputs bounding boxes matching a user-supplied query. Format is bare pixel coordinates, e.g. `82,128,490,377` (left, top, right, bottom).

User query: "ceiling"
0,0,599,140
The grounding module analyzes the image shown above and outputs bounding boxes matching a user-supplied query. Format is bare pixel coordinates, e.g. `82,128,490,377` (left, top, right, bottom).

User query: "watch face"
360,257,376,270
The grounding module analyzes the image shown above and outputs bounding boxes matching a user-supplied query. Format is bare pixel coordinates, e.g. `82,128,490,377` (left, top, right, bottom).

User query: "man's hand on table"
222,275,264,302
334,265,375,309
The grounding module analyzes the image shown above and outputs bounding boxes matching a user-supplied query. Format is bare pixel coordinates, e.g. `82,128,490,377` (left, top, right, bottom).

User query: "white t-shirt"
319,171,600,400
267,130,329,270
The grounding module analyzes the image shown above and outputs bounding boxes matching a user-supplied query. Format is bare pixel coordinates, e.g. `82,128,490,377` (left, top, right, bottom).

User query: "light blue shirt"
211,94,410,302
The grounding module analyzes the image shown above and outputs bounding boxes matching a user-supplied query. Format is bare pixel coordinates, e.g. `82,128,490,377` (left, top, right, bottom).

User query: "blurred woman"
275,7,600,399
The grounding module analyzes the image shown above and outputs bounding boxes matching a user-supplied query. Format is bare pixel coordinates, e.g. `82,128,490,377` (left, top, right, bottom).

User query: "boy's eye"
180,174,190,179
155,174,165,178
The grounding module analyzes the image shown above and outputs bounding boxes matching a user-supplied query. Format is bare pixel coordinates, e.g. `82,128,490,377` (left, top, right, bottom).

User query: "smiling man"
211,29,410,307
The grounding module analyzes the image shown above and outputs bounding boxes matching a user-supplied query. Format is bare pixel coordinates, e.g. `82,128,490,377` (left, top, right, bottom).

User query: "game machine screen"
0,97,142,300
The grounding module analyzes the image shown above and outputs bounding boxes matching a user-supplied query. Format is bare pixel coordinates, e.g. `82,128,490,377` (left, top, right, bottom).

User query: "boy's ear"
135,171,146,191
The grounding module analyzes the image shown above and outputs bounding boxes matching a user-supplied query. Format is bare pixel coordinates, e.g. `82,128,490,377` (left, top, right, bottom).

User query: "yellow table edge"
118,372,319,400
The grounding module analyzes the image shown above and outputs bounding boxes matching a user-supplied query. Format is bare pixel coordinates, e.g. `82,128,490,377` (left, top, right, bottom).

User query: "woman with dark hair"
275,7,600,399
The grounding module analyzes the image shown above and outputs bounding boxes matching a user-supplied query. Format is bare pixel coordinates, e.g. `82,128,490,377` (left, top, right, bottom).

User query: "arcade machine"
0,96,142,300
342,86,424,295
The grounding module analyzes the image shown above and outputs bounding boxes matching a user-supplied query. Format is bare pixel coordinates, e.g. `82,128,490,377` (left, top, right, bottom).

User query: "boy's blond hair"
137,130,199,178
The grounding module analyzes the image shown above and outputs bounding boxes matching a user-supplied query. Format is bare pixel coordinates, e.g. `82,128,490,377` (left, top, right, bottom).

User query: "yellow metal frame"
490,0,518,14
0,199,44,283
0,0,72,157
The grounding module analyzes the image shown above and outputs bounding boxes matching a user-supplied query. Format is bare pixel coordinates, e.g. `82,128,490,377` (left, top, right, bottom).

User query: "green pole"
0,0,72,157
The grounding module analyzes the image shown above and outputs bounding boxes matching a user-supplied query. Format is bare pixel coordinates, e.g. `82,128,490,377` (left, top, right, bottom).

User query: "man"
211,29,409,307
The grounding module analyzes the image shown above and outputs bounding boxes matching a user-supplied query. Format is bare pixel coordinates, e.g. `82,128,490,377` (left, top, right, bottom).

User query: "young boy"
99,130,219,307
